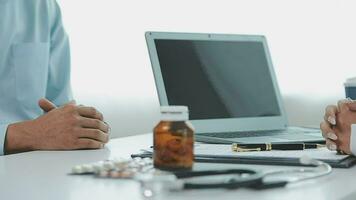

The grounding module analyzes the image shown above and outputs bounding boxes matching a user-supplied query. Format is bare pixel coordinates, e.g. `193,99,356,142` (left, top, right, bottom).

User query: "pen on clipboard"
231,143,325,152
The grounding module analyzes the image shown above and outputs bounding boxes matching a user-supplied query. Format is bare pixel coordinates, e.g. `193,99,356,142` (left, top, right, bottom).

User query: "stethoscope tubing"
173,169,265,189
262,163,332,184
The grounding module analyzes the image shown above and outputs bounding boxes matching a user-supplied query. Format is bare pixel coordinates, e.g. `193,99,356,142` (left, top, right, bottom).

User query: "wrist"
4,120,36,154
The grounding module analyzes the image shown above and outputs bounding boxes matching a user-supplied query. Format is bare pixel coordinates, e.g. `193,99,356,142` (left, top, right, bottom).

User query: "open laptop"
146,31,324,144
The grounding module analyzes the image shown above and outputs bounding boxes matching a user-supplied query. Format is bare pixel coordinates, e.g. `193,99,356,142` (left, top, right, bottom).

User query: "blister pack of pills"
70,157,154,179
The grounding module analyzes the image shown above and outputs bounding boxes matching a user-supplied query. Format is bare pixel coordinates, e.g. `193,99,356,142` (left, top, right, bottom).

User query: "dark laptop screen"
154,39,281,120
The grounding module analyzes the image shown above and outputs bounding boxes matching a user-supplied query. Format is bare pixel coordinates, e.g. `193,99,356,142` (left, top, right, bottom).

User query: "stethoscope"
175,156,332,190
136,156,332,192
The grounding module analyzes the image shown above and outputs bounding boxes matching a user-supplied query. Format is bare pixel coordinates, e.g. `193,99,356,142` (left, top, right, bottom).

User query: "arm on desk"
4,101,110,155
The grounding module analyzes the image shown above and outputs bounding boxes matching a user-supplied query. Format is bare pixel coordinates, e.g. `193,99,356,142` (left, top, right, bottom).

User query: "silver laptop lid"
146,32,288,134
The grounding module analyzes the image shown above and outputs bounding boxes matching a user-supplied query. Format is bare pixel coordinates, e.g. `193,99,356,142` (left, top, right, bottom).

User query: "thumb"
38,98,57,112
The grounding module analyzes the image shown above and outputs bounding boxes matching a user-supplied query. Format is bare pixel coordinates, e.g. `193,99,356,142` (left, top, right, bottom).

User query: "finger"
326,139,337,151
339,148,352,155
65,100,76,106
320,121,338,140
62,100,77,110
324,105,338,125
347,101,356,111
337,99,350,113
79,117,109,133
78,129,109,143
76,138,104,149
77,106,104,121
38,98,57,112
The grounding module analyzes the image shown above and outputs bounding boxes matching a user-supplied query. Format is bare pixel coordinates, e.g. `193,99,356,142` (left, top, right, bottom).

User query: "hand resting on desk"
4,98,110,154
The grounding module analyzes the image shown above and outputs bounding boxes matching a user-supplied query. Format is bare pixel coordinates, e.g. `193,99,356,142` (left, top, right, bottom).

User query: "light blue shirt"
0,0,73,155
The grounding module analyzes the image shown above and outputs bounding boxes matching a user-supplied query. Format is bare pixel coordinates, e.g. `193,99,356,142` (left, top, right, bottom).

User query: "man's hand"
4,99,110,154
320,99,356,154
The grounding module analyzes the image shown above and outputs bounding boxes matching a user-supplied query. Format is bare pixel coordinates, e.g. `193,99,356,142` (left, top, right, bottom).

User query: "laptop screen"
154,39,281,120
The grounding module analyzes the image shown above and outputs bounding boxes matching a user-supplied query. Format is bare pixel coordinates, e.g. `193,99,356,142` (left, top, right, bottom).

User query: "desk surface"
0,133,354,200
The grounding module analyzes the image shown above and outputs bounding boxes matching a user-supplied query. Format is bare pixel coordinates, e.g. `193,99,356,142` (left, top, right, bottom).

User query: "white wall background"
57,0,356,138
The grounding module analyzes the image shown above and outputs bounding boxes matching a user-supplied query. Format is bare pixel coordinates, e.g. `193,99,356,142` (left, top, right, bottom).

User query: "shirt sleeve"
0,123,9,155
350,124,356,155
45,0,73,106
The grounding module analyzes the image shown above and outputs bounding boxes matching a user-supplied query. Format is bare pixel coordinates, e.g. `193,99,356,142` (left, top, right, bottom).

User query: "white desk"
0,133,355,200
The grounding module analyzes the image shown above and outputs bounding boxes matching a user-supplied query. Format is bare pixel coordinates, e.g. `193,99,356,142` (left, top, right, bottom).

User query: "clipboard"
131,152,356,168
131,144,356,168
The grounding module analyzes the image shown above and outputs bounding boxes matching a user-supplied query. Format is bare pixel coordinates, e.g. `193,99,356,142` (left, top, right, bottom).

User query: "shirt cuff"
0,123,9,156
350,124,356,155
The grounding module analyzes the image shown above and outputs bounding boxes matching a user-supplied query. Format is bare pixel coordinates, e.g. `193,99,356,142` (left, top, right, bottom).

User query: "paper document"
142,144,349,162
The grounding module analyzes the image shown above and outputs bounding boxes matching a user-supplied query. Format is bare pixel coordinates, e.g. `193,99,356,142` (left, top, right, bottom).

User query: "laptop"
145,31,324,144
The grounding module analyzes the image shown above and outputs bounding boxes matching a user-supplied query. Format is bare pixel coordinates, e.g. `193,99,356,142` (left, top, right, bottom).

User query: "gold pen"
232,143,325,152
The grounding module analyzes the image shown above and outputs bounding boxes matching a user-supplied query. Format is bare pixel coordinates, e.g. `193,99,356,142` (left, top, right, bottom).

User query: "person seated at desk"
0,0,109,155
321,99,356,155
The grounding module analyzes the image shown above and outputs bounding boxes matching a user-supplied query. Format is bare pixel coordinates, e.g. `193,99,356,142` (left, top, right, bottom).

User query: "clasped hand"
321,99,356,154
5,98,110,154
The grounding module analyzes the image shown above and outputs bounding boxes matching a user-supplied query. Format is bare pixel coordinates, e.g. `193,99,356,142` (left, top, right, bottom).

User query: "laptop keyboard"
199,128,320,139
200,131,280,138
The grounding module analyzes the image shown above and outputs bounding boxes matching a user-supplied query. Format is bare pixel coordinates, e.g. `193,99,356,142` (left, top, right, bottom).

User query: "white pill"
103,161,115,170
133,157,142,162
92,163,103,172
143,158,152,164
128,162,140,168
113,158,129,163
81,164,94,173
72,165,83,174
113,159,130,168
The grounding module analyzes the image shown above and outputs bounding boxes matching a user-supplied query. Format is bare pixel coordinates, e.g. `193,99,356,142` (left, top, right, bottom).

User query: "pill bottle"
153,106,194,170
